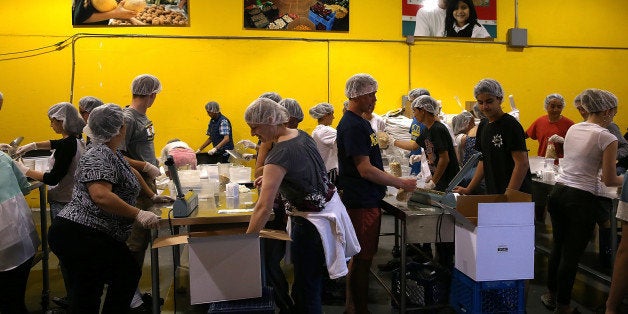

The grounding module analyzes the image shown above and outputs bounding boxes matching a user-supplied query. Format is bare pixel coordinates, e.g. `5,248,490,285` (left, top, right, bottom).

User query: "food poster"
244,0,349,32
72,0,189,26
401,0,496,37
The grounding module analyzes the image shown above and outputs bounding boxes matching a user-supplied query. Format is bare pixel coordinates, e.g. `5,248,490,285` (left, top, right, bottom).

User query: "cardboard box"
454,190,534,281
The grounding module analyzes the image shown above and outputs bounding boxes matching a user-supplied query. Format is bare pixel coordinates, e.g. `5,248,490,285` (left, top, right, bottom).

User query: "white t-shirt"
368,113,387,133
311,124,338,172
414,6,446,37
557,122,617,194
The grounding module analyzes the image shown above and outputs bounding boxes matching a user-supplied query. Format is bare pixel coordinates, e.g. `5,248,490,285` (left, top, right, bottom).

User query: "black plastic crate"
449,269,525,314
391,262,449,309
207,286,274,313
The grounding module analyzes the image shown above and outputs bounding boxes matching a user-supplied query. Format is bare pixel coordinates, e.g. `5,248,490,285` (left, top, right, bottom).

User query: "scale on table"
165,156,199,218
407,152,481,230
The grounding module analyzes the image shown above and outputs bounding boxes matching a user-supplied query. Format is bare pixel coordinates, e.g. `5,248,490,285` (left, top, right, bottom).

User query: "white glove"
238,139,257,150
195,149,202,153
409,154,421,164
135,210,160,228
16,142,37,156
14,160,30,175
151,194,174,203
208,148,218,155
424,180,436,190
548,134,565,144
242,153,255,161
142,162,161,179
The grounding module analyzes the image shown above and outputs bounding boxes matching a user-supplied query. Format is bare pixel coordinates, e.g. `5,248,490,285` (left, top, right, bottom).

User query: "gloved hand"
16,142,37,156
548,134,565,143
14,160,30,175
0,143,11,151
135,210,160,228
207,148,218,155
238,139,257,150
151,194,174,203
142,162,161,179
409,154,421,164
242,153,255,161
195,149,202,153
424,180,436,190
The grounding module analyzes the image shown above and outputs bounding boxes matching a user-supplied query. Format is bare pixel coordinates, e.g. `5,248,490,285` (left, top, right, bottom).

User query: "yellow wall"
0,0,627,157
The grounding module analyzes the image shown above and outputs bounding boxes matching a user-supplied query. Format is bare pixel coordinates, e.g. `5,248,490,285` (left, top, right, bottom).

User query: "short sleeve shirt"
416,121,460,191
122,107,157,166
57,144,140,242
265,130,331,212
337,111,386,208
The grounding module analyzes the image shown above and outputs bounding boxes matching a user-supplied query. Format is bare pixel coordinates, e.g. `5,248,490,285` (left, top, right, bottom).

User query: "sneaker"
541,293,557,311
52,296,70,309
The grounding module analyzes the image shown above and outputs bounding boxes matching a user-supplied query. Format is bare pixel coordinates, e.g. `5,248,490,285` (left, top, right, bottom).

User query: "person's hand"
113,0,140,20
142,162,161,179
452,186,470,194
195,149,202,153
0,143,10,151
548,134,565,143
14,160,30,175
424,180,436,190
16,142,37,156
135,210,160,228
151,194,174,203
398,177,417,191
409,154,421,164
242,153,255,161
376,132,391,149
254,175,263,188
207,148,218,155
238,139,258,150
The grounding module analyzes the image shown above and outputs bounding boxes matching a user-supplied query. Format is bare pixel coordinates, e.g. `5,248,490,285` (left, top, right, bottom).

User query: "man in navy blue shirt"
337,73,417,314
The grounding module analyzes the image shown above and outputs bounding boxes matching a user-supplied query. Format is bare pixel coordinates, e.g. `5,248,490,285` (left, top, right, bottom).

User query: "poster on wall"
243,0,349,32
402,0,496,38
72,0,189,26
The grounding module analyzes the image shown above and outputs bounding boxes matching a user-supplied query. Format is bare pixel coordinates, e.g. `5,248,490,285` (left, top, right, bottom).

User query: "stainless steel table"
28,181,49,312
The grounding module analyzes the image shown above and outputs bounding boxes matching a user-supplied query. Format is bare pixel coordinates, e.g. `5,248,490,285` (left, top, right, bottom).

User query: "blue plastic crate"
449,269,525,314
207,286,274,313
308,9,336,30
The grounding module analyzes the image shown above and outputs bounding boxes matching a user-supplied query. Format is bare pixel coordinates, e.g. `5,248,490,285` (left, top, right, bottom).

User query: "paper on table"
217,208,254,214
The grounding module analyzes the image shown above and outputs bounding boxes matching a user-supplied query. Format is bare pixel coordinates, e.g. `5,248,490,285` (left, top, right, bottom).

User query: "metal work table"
27,181,50,312
379,195,455,313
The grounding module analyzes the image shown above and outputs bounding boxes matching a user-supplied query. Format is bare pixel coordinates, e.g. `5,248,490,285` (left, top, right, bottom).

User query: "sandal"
541,293,557,311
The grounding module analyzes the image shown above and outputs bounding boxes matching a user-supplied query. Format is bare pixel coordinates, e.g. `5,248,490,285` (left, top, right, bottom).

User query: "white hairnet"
573,93,583,108
309,102,334,119
131,74,162,96
48,102,86,136
473,78,504,99
343,100,349,110
79,96,104,113
544,93,565,110
452,111,473,135
472,103,487,119
278,98,303,122
244,98,289,126
345,73,378,99
84,104,124,144
411,95,440,115
579,89,618,113
408,88,430,102
205,101,220,113
259,92,282,103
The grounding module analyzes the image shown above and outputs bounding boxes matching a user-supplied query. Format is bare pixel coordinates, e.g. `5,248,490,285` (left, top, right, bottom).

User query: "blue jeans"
290,216,326,314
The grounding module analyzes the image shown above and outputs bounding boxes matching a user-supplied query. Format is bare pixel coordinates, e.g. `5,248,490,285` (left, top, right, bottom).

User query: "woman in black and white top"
48,104,161,313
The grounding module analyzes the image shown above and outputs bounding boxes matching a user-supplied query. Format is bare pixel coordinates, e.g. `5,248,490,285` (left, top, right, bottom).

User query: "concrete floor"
23,209,624,313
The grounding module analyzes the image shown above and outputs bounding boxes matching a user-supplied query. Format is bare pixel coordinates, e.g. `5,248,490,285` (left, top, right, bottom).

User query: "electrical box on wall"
507,28,528,48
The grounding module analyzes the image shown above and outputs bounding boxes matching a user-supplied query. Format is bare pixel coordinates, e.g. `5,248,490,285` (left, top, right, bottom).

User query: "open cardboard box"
454,189,534,281
153,229,290,304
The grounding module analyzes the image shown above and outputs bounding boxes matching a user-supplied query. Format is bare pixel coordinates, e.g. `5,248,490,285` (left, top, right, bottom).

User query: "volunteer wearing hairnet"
197,101,234,164
48,104,161,313
541,89,624,314
78,96,104,145
406,88,430,175
453,78,532,195
338,74,417,314
309,102,339,184
452,111,475,166
244,98,360,314
0,98,40,314
525,94,574,158
259,91,282,103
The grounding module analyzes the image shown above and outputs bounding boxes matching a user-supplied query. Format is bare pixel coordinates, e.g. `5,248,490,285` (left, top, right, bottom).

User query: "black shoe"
128,303,151,314
52,296,70,309
140,292,164,306
377,258,400,271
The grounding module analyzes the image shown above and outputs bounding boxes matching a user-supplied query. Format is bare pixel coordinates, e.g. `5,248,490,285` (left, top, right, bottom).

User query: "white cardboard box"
454,190,535,281
188,233,262,304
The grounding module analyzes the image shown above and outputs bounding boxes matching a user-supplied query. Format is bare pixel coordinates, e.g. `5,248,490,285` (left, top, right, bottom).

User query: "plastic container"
230,166,252,183
449,269,525,314
308,9,335,30
207,286,274,313
391,262,449,309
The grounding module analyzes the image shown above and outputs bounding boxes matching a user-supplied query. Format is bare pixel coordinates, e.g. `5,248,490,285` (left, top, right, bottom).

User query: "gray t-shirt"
58,144,140,242
121,107,158,166
265,130,332,212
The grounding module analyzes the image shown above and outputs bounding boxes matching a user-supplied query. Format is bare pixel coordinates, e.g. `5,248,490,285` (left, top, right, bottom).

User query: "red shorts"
347,207,381,260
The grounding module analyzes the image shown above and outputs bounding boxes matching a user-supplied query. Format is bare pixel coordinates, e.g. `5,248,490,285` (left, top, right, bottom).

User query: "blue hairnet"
48,102,86,135
84,104,124,144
